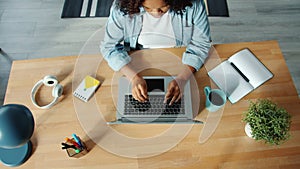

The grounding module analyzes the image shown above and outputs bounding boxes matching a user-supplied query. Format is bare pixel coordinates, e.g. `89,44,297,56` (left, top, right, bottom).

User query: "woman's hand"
164,78,186,105
131,74,148,102
164,65,196,105
120,64,148,102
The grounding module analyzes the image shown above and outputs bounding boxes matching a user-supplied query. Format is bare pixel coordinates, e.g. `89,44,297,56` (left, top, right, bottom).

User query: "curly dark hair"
116,0,193,15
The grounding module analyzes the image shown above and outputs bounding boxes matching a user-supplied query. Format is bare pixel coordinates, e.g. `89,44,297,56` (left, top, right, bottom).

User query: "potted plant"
242,99,292,145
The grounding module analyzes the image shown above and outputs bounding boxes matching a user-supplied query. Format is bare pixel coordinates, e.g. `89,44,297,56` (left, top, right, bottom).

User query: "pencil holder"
64,138,88,158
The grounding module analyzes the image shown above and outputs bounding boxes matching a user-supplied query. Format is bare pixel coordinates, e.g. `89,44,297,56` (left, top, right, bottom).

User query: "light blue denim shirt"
100,0,211,71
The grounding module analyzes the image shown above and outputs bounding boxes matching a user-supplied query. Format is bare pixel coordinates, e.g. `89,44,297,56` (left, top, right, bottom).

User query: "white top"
138,11,176,48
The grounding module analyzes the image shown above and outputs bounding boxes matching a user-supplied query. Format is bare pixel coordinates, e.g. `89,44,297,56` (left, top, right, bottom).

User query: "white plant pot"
245,123,253,138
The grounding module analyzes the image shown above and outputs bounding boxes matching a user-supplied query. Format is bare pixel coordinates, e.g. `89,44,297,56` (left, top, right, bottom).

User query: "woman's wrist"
132,73,142,82
120,63,139,81
176,65,196,81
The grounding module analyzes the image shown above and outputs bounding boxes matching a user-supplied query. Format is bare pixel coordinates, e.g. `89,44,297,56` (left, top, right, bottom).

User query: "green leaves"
243,99,291,145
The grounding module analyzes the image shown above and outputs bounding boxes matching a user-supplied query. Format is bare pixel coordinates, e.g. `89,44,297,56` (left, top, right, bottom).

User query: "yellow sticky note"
84,75,100,90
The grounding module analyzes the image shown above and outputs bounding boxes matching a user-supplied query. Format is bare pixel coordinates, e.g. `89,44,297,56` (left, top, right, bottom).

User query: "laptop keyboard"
124,94,185,115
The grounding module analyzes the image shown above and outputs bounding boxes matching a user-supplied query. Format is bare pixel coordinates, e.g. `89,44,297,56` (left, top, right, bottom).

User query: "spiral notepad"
73,76,100,102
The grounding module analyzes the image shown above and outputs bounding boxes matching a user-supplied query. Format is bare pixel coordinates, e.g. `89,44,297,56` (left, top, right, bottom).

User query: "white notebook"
73,75,100,102
208,48,273,103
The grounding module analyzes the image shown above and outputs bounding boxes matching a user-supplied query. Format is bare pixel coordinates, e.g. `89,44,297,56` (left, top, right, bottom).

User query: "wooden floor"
0,0,299,105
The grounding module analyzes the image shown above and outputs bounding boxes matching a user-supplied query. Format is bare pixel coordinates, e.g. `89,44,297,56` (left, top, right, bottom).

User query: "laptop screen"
145,79,165,92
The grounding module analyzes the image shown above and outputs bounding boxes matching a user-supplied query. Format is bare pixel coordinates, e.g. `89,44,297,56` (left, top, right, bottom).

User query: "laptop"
108,76,202,124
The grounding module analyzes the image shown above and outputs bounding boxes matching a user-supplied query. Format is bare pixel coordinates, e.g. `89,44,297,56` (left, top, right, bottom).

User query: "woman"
100,0,211,105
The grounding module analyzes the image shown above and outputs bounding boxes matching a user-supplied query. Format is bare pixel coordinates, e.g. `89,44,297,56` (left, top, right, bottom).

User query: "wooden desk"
3,41,300,168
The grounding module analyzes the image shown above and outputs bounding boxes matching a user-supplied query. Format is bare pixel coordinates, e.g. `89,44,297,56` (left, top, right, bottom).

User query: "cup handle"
204,86,211,96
